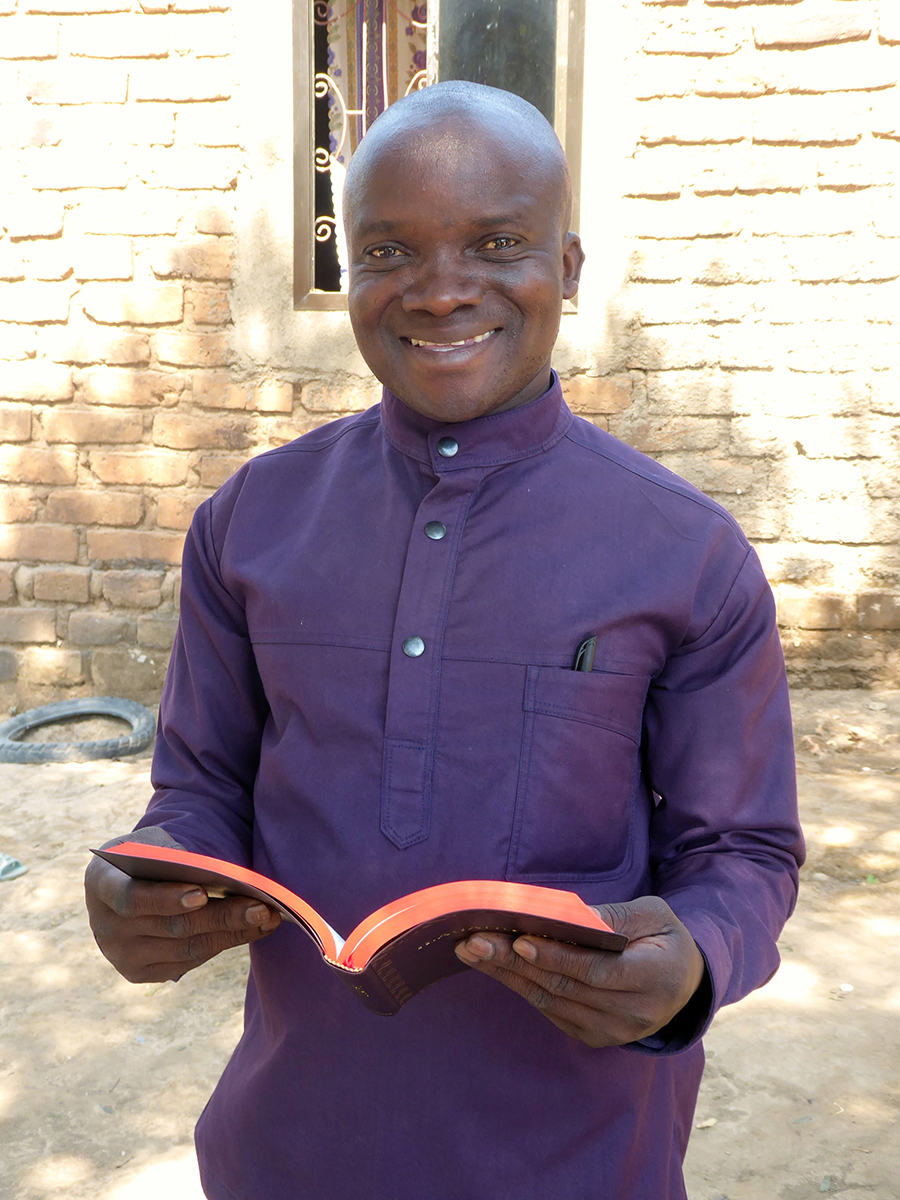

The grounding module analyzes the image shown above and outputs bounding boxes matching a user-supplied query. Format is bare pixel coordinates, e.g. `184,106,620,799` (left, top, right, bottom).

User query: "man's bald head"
343,81,574,238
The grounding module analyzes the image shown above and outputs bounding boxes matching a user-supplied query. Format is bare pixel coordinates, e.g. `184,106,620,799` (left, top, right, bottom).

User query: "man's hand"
85,855,281,984
454,895,706,1048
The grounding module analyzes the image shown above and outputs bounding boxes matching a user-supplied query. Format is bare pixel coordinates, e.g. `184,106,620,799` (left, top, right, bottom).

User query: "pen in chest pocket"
572,636,596,672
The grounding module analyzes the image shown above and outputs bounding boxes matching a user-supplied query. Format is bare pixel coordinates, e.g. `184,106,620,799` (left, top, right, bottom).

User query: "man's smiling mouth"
406,330,498,351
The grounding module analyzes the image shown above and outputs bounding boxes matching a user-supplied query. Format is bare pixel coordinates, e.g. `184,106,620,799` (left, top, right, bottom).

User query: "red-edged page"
92,843,629,1016
343,879,626,967
92,842,342,960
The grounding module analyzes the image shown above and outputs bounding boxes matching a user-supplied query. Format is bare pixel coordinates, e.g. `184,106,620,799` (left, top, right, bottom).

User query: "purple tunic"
139,377,803,1199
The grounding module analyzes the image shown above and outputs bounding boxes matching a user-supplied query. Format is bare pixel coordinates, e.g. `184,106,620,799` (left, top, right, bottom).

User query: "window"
292,0,584,308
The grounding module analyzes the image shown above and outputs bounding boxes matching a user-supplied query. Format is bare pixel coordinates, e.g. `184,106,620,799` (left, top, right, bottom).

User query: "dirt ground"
0,689,898,1200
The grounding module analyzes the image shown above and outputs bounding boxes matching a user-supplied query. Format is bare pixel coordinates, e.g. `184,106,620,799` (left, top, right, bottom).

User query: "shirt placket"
380,435,483,849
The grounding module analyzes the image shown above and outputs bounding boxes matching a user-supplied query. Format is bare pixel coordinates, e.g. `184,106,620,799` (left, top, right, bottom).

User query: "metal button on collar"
436,436,459,458
424,521,447,540
402,636,426,658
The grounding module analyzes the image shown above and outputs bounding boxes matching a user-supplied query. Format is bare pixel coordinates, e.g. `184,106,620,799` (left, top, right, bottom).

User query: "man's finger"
87,856,209,919
457,932,627,998
169,920,275,966
589,895,683,943
511,935,628,992
156,897,280,940
456,934,597,1001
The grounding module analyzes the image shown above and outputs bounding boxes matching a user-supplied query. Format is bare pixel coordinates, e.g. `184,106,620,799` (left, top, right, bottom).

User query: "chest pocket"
506,666,649,883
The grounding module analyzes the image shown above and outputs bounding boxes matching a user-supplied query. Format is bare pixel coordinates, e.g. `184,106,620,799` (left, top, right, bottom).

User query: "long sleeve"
642,546,804,1041
135,487,268,866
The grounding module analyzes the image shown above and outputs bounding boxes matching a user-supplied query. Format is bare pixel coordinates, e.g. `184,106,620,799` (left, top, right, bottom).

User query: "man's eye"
483,236,518,251
369,246,402,259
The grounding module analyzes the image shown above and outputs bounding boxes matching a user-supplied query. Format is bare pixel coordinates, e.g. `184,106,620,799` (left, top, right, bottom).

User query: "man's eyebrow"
355,213,530,240
467,213,528,229
355,219,401,239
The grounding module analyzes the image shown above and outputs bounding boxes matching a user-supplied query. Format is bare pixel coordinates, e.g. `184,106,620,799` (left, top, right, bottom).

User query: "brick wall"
0,0,899,710
0,0,263,708
566,0,900,689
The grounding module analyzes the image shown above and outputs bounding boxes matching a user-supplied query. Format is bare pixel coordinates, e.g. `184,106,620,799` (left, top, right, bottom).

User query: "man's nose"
400,254,484,314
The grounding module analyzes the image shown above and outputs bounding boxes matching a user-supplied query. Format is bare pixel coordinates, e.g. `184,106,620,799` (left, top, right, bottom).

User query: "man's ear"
562,232,585,300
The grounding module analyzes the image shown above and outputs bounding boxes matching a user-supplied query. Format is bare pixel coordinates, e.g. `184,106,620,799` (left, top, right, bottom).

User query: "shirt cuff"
624,944,716,1057
101,825,187,852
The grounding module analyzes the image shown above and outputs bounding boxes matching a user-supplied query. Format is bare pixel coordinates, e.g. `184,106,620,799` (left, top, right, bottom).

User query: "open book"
92,842,629,1016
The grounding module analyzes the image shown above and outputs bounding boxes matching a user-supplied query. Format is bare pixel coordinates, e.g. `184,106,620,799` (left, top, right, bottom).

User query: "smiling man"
343,88,582,422
85,83,803,1200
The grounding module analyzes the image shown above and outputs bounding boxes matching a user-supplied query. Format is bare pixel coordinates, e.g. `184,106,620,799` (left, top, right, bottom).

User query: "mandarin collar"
379,372,573,473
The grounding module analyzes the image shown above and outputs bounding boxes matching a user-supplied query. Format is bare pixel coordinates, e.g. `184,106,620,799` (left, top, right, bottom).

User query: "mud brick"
80,282,183,325
102,568,163,608
0,522,78,561
87,529,184,564
63,13,170,57
77,366,187,406
0,608,56,642
68,611,130,644
89,645,168,700
21,60,128,104
42,407,144,443
42,326,150,365
0,488,39,522
188,287,231,325
155,330,231,367
156,492,206,530
776,587,849,629
18,646,84,685
130,59,232,103
643,15,741,56
563,375,634,415
0,447,77,486
198,453,246,488
194,203,234,235
89,449,187,486
61,103,175,147
152,411,250,450
753,6,872,49
151,238,233,281
0,281,73,322
168,11,233,56
247,379,292,413
175,105,240,147
0,405,33,440
608,413,725,453
71,236,133,282
33,565,90,602
858,591,900,630
69,188,187,236
0,17,59,59
46,489,143,526
136,614,178,648
3,191,63,238
300,382,381,414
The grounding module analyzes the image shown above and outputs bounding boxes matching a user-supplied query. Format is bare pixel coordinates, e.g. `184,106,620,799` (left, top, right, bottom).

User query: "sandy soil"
0,689,897,1200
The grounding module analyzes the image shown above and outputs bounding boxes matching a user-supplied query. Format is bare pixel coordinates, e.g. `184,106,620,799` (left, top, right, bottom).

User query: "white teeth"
409,330,495,348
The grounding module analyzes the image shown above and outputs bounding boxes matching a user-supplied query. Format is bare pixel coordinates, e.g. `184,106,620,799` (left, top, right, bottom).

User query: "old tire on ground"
0,697,156,764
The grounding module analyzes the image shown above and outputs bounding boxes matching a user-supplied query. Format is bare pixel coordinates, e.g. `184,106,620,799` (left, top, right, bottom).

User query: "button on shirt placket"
380,433,482,849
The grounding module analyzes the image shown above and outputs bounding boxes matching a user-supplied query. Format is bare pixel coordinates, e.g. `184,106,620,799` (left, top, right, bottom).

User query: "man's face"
346,116,584,424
